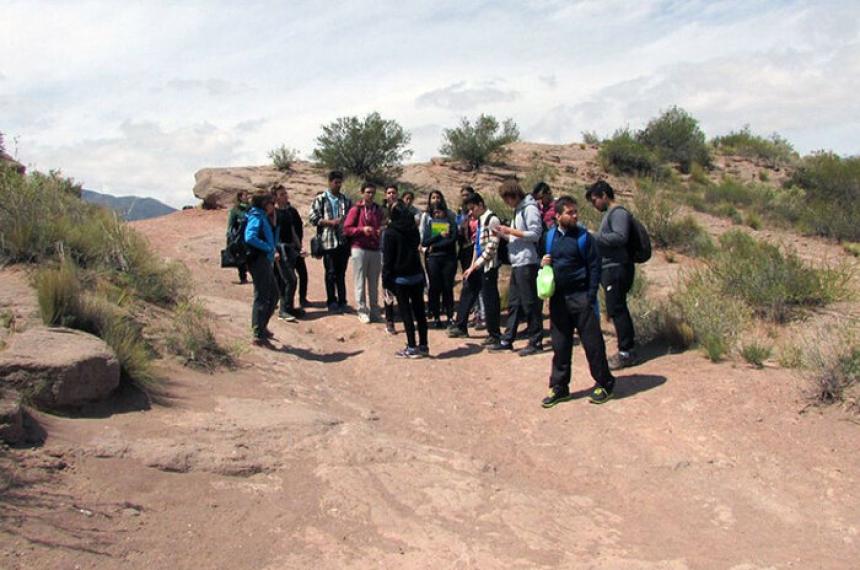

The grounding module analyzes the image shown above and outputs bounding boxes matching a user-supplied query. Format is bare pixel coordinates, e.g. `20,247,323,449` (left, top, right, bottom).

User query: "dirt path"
2,209,859,569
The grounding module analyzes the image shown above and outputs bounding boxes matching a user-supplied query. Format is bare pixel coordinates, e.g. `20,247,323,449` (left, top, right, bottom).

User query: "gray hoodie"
596,205,632,268
504,194,543,267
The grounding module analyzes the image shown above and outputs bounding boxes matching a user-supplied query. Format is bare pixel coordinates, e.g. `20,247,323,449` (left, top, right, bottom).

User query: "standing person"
227,190,250,284
454,186,485,329
245,192,279,346
532,181,556,231
447,192,502,344
272,184,302,322
308,171,353,313
541,196,615,407
280,184,310,308
585,180,639,370
343,182,384,324
421,191,457,329
489,180,544,356
383,201,429,358
402,190,421,224
380,184,400,334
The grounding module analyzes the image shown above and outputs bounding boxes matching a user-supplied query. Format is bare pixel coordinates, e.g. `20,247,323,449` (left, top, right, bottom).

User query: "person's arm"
307,196,323,228
245,215,274,253
596,207,631,248
473,216,500,269
585,233,602,304
342,205,361,238
226,209,237,236
381,232,396,289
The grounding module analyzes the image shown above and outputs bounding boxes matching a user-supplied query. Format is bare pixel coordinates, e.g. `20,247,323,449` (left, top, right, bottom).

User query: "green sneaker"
541,387,573,409
588,386,614,405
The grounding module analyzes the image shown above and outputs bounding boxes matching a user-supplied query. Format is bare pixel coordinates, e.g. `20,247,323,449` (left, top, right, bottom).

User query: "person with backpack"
541,195,615,407
244,192,279,346
585,180,639,370
308,171,353,313
420,191,457,329
226,190,250,284
343,181,384,324
272,184,303,322
489,180,545,356
383,201,429,358
447,192,502,344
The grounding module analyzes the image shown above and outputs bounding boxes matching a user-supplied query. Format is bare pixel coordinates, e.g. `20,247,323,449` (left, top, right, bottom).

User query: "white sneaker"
358,312,371,324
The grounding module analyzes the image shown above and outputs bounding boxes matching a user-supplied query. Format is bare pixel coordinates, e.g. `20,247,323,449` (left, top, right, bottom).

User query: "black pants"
501,264,543,347
549,291,614,392
248,253,278,339
237,263,248,283
394,282,428,348
322,244,350,306
601,263,636,352
454,267,501,339
426,254,456,321
274,245,298,315
295,255,309,302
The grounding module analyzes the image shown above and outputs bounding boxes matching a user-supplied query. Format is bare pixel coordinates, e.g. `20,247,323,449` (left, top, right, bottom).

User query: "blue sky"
2,0,858,207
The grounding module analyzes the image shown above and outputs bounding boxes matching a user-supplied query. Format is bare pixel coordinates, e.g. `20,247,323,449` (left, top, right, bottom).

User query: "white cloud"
1,0,858,206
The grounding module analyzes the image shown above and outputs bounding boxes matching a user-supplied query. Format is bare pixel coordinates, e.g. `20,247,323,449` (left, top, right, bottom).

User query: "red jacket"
343,201,383,250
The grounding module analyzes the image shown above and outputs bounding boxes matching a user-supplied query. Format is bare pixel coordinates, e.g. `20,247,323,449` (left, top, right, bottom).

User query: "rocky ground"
1,197,858,569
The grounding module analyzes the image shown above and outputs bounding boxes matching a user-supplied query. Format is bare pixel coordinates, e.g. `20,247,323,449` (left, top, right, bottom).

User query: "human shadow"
434,343,484,360
612,374,667,400
276,345,363,363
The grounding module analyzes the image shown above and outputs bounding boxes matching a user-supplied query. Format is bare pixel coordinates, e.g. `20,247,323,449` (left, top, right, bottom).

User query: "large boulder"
0,388,25,444
0,327,120,409
193,166,285,209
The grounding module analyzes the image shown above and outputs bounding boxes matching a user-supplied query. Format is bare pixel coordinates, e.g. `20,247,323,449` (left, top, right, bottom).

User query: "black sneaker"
481,336,501,346
541,387,573,408
588,385,614,405
447,326,468,338
519,344,543,357
417,344,430,357
488,341,513,352
385,322,397,335
608,350,639,371
433,319,444,329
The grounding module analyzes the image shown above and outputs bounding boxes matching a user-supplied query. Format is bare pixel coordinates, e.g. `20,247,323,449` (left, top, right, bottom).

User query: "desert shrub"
633,184,715,257
705,177,758,207
689,163,710,186
746,211,763,230
312,112,412,181
439,114,519,170
35,263,155,389
637,106,711,173
166,301,236,371
788,152,860,241
599,129,658,177
520,160,559,196
778,343,804,369
672,269,749,361
483,192,513,221
627,272,693,350
581,131,601,145
712,126,797,166
803,321,860,411
268,145,299,172
710,230,852,322
758,170,770,182
843,242,860,257
741,341,772,368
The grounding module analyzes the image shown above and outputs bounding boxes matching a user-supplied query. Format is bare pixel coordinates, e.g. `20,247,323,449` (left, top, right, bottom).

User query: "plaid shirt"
308,191,353,251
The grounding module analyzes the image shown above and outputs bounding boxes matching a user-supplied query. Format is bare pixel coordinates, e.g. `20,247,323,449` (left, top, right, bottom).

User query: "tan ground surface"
2,202,859,569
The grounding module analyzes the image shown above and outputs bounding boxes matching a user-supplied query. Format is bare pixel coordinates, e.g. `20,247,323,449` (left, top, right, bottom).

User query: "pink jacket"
343,201,383,250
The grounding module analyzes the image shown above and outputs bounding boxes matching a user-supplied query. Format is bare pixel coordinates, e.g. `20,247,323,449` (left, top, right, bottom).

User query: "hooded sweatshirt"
503,194,543,267
244,206,276,262
382,206,423,289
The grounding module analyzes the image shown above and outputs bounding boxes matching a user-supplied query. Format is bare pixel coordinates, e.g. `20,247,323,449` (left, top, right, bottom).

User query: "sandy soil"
2,207,859,569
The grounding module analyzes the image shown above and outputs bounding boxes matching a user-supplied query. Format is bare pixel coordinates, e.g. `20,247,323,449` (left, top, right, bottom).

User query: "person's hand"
362,226,373,236
441,230,449,238
274,251,281,262
541,255,552,268
329,217,342,227
463,266,474,279
494,225,511,236
300,249,307,257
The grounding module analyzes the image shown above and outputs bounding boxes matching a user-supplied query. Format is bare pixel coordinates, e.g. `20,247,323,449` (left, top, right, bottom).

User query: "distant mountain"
81,190,176,221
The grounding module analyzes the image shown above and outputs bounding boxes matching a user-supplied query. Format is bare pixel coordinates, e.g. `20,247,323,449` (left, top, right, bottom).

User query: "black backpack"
609,206,651,264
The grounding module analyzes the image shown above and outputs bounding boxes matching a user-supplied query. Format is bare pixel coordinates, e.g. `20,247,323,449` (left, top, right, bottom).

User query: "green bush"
673,269,749,361
741,341,772,368
802,321,860,411
35,261,81,327
637,106,711,173
746,211,763,230
268,145,299,172
599,129,658,177
710,230,852,322
627,272,693,350
166,301,236,371
439,114,519,170
633,184,715,257
581,131,601,145
312,112,412,181
712,126,797,166
788,152,860,241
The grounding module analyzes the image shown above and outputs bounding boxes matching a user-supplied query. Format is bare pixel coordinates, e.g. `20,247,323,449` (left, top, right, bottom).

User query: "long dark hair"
426,190,449,213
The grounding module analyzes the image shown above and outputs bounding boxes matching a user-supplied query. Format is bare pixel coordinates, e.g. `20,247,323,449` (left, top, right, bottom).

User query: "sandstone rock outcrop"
0,388,26,444
0,327,120,409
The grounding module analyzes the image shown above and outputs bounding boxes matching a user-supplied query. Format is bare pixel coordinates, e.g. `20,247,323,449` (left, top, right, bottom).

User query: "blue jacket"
547,224,601,303
244,207,276,262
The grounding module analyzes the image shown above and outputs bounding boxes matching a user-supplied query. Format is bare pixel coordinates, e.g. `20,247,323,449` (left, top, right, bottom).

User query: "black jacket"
382,223,422,290
275,206,303,247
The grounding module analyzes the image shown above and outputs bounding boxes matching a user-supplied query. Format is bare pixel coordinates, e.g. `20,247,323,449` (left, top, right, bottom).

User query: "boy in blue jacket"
541,196,615,407
244,192,278,346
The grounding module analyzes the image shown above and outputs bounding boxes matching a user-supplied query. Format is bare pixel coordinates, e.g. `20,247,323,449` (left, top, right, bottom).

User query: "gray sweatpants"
351,248,381,316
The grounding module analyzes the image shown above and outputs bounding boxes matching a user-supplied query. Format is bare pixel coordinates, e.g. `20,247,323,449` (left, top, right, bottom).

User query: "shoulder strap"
545,226,557,254
577,228,590,260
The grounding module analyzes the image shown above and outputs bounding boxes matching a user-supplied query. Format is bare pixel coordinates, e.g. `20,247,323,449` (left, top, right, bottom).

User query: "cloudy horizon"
2,0,858,207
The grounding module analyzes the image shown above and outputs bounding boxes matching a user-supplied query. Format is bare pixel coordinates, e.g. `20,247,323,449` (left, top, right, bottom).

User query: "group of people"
226,172,640,407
